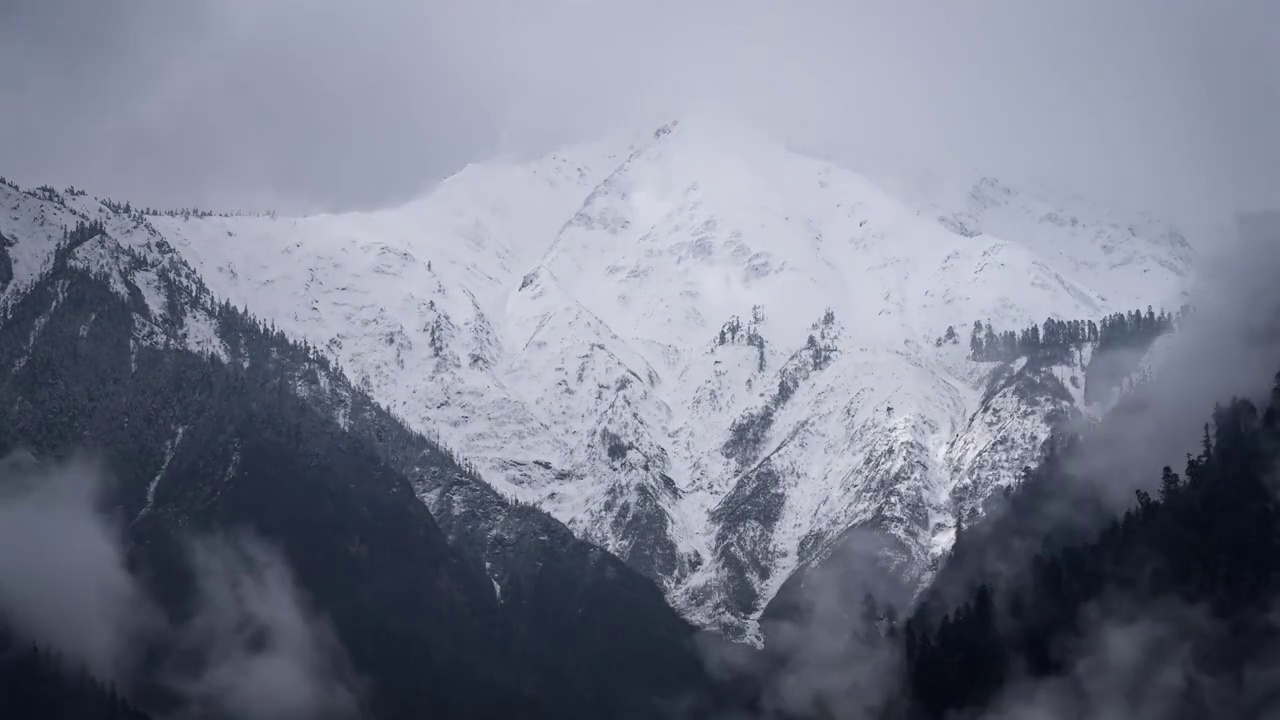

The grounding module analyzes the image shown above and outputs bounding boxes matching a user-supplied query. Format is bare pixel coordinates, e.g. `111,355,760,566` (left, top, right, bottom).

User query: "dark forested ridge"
0,625,151,720
0,228,713,719
895,373,1280,719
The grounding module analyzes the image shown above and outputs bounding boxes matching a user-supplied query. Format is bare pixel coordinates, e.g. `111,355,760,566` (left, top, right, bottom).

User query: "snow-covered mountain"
0,117,1193,639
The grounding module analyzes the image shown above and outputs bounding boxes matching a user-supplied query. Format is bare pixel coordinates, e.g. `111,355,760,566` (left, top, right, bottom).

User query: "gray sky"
1,0,1276,225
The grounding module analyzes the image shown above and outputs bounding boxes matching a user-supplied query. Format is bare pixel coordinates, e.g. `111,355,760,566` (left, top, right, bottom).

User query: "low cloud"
698,527,908,719
170,534,361,720
0,452,155,680
981,598,1217,720
1071,211,1280,509
0,453,360,719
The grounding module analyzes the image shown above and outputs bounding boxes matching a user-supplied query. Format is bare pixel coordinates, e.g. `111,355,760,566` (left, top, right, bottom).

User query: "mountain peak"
648,112,776,148
0,134,1196,639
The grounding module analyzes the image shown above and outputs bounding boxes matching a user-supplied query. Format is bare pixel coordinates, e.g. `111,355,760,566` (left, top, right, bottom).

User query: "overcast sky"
1,0,1275,226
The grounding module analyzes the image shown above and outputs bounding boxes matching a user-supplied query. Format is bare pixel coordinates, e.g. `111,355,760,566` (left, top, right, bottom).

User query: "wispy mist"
694,527,909,718
169,534,362,720
982,598,1218,720
0,453,360,719
1071,211,1280,511
0,452,155,680
984,213,1280,720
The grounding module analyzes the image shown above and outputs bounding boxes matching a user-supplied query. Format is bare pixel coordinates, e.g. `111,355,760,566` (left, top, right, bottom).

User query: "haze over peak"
6,0,1275,226
0,124,1195,637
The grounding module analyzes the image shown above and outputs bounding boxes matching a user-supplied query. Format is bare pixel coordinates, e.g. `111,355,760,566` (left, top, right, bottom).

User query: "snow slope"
0,118,1194,638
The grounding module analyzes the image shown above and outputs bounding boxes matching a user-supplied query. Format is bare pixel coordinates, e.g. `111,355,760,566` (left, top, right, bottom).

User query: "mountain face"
0,200,712,717
0,118,1193,639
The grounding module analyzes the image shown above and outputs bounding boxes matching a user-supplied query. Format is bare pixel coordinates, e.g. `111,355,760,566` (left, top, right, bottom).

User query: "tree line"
967,305,1192,364
894,371,1280,718
99,197,273,220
